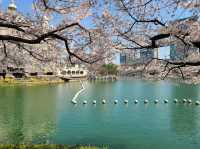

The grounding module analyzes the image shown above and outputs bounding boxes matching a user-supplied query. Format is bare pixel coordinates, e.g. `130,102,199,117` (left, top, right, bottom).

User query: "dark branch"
0,20,96,64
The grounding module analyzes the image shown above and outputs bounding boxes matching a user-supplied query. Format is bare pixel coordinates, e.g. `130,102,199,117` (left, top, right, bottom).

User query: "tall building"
170,44,185,60
120,50,141,65
154,46,171,60
139,49,154,63
120,53,127,65
111,52,120,65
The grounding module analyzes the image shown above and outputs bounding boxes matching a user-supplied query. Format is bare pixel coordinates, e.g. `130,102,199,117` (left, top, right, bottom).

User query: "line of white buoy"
93,100,97,104
188,99,192,103
195,101,200,105
154,100,159,104
174,99,178,103
183,99,187,103
124,100,129,104
164,99,169,103
83,100,87,104
71,80,85,104
102,99,106,104
72,99,200,106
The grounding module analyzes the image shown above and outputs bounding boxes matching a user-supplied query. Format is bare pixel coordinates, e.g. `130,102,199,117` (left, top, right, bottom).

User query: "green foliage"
0,145,107,149
101,63,118,75
77,146,107,149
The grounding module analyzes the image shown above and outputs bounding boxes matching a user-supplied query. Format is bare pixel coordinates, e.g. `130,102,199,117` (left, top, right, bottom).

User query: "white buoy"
183,99,187,103
187,99,192,104
71,100,77,104
102,99,106,104
174,99,178,103
93,100,97,104
134,100,138,104
195,101,200,105
154,100,159,104
83,100,87,104
144,100,149,104
114,100,118,104
164,99,169,104
124,100,128,104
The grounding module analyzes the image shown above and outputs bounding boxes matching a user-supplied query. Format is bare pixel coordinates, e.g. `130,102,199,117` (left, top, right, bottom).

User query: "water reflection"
0,86,57,143
169,84,199,136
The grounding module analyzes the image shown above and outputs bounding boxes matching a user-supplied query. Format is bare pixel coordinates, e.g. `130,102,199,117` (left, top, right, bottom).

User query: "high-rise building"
154,46,171,60
120,53,127,65
140,49,154,63
118,49,153,65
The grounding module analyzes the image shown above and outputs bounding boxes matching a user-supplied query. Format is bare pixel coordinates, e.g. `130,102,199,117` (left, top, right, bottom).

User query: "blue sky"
2,0,193,29
1,0,95,28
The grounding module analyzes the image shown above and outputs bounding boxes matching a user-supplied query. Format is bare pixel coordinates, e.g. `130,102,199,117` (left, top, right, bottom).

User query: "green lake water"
0,79,200,149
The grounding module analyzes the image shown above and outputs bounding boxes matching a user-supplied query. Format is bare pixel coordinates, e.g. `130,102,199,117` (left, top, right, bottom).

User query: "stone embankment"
119,62,200,85
0,74,65,85
88,75,117,81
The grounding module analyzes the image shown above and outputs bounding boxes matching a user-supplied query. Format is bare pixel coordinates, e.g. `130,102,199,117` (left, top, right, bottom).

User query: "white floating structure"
83,100,87,104
164,99,169,104
187,99,192,104
124,100,128,104
134,100,138,104
102,99,106,104
195,101,200,105
58,64,88,79
183,99,187,103
154,100,159,104
93,100,97,104
114,100,118,104
174,99,178,103
144,100,149,104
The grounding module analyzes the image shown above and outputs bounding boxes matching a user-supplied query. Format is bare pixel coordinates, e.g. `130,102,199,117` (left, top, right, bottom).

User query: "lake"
0,79,200,149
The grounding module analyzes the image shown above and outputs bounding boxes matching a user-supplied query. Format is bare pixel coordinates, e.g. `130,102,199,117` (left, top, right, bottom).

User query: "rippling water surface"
0,79,200,149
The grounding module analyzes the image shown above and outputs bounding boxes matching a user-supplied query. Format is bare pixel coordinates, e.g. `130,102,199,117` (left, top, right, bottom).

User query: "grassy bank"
0,145,108,149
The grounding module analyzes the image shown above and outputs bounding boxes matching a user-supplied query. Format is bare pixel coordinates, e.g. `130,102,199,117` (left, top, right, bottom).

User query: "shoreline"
117,75,200,85
0,144,107,149
0,74,199,86
0,75,65,86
